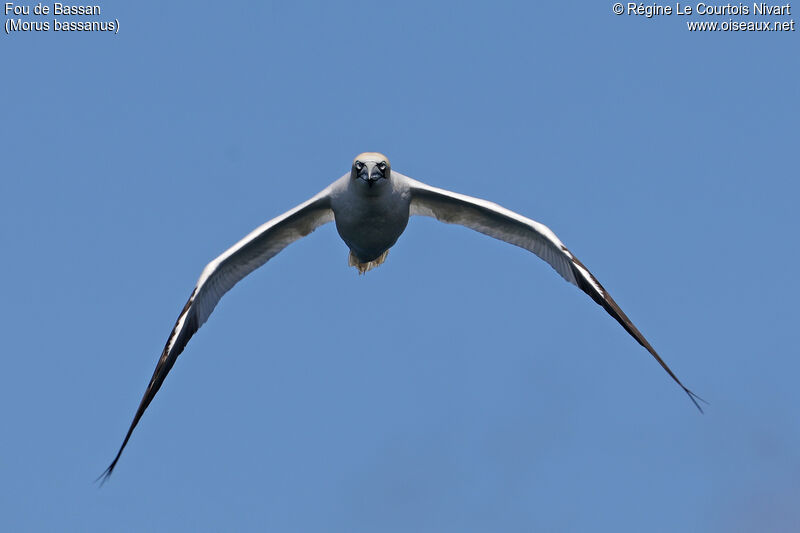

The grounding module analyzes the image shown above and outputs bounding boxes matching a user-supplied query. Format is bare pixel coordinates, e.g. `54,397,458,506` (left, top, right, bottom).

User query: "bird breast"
332,188,411,262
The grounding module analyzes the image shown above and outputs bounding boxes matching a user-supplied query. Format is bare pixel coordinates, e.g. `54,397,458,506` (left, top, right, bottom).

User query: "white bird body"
330,172,411,265
100,152,702,482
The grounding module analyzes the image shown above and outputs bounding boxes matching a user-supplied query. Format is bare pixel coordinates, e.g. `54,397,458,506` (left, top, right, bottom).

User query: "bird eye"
355,161,364,170
378,162,387,170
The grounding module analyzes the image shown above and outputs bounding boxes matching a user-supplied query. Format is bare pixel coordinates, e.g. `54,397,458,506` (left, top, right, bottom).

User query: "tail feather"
349,250,389,274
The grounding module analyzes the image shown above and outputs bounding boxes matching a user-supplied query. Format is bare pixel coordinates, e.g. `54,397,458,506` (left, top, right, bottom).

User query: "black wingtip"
95,467,113,487
95,457,120,487
684,387,708,414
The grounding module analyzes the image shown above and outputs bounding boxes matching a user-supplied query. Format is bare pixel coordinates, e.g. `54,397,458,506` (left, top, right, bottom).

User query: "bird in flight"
100,152,702,482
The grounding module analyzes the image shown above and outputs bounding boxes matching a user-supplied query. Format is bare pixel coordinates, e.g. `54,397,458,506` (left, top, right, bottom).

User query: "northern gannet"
100,152,702,481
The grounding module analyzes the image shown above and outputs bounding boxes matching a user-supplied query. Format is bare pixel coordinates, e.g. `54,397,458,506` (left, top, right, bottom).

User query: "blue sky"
2,1,798,531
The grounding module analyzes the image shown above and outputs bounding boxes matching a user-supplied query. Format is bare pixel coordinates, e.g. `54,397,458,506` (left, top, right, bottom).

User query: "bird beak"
360,163,384,187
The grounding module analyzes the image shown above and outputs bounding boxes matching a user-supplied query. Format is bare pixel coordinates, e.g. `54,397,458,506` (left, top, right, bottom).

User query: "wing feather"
404,176,703,411
99,188,334,482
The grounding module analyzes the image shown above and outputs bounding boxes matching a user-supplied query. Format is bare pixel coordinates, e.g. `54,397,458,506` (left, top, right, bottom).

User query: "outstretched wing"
100,188,335,482
403,175,703,411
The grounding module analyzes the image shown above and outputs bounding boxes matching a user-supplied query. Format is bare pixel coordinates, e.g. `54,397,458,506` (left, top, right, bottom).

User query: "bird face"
351,152,391,188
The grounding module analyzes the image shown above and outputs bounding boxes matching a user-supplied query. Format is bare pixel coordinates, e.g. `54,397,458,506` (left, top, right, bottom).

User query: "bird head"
351,152,391,188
